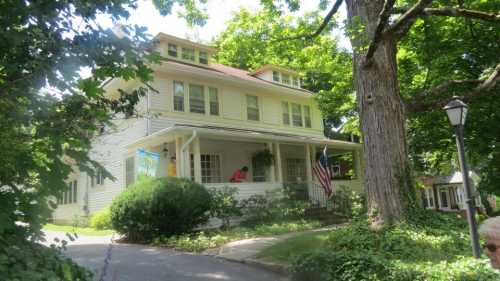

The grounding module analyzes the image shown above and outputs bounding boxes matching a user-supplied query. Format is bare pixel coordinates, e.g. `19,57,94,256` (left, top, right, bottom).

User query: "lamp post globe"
443,97,481,258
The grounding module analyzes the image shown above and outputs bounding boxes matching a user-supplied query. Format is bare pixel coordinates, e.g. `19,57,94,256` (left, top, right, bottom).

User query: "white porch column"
175,136,182,177
267,142,276,182
182,135,191,179
305,143,313,184
311,145,317,182
193,136,202,183
275,142,283,183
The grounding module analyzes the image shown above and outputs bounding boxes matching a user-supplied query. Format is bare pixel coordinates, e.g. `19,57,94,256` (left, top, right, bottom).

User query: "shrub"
330,185,366,219
90,207,112,230
291,251,389,281
208,186,242,228
0,235,92,281
110,177,211,241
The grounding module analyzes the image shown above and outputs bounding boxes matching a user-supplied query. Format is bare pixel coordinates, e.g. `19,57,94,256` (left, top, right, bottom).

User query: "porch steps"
305,207,346,225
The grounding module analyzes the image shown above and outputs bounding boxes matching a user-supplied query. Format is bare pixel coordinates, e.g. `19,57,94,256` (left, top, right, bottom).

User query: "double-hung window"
182,47,195,61
247,95,260,121
58,180,77,205
189,84,205,114
199,51,208,64
291,103,303,127
201,154,222,183
168,43,177,57
282,102,290,125
209,87,219,116
91,169,105,187
272,71,280,82
173,81,185,112
303,105,311,128
281,74,290,85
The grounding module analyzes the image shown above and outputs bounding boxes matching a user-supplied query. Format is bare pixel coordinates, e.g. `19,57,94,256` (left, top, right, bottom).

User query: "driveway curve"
42,231,287,281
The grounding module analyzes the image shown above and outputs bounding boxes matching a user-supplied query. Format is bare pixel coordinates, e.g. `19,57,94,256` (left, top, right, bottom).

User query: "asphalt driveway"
42,231,287,281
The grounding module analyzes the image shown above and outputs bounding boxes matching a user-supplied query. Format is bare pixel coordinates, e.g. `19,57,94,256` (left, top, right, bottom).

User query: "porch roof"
124,123,362,151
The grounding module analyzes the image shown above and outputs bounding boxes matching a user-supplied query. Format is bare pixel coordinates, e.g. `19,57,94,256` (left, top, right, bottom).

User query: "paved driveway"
42,231,287,281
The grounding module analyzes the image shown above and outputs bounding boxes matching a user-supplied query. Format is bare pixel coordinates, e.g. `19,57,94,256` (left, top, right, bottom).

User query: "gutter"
179,130,197,177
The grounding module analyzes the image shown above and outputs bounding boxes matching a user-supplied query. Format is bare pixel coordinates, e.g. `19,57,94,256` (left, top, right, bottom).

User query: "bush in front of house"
110,177,211,241
208,186,242,229
90,207,112,230
330,185,367,219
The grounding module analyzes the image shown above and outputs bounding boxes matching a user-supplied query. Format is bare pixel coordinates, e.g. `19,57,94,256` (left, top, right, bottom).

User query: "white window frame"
181,47,195,61
281,73,290,85
208,87,219,116
246,95,260,121
189,84,205,114
168,43,177,57
272,71,280,82
59,180,77,205
199,51,208,64
173,81,185,112
291,103,303,127
282,101,290,125
303,105,312,128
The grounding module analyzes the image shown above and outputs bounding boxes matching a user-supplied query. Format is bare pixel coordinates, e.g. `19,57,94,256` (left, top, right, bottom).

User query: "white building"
52,33,363,223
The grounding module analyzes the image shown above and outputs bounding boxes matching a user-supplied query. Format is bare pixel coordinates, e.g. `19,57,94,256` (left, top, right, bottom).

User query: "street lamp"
443,97,481,258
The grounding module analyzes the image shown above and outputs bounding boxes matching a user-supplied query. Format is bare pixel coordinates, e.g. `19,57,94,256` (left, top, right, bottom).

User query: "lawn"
256,230,330,264
43,223,114,236
152,219,322,252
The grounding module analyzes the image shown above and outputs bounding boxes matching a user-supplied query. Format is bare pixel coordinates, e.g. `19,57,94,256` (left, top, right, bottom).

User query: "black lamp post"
443,97,481,258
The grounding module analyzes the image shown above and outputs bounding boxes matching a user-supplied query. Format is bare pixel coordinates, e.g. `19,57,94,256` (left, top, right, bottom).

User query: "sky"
96,0,350,48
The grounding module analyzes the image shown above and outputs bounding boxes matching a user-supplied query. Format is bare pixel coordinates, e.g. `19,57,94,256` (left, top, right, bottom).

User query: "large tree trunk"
346,0,410,223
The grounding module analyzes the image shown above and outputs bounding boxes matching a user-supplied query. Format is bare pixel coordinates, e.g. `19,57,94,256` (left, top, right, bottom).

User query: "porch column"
275,142,283,183
311,145,317,182
182,135,191,179
267,142,276,182
175,136,182,177
305,143,313,184
193,136,202,183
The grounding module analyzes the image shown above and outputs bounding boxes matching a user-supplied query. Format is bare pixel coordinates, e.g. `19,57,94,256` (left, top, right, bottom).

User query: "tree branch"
408,64,500,113
392,7,500,22
387,0,434,40
273,0,343,41
364,0,397,65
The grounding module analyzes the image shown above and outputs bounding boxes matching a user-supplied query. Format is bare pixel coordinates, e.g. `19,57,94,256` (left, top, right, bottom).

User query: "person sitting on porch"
230,166,248,183
479,216,500,269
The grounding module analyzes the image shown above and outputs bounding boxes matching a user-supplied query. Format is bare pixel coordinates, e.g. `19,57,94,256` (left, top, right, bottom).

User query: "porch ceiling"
123,123,362,151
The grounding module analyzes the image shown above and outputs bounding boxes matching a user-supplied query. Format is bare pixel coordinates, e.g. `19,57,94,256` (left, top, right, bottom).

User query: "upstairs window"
272,71,280,82
247,95,260,121
91,169,105,187
199,51,208,64
281,74,290,85
168,43,177,57
182,47,195,61
189,84,205,114
209,87,219,116
292,77,300,87
173,81,185,112
282,102,290,125
304,105,312,128
292,103,303,127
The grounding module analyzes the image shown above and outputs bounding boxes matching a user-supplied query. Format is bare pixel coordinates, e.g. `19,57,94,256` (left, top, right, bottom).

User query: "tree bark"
346,0,409,223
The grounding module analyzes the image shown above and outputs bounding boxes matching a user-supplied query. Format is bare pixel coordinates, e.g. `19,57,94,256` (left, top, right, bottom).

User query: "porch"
124,124,363,203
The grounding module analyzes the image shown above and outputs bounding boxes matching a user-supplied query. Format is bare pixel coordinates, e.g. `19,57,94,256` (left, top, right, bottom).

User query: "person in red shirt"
230,166,248,182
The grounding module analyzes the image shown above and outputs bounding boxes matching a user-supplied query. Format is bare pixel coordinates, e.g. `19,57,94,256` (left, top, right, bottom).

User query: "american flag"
313,145,332,197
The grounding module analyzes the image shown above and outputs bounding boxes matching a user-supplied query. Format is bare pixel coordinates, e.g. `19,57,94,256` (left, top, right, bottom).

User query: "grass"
152,219,322,252
256,230,330,264
43,223,114,236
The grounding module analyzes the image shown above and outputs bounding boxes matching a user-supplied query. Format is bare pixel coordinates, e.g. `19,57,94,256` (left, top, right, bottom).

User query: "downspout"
179,130,197,178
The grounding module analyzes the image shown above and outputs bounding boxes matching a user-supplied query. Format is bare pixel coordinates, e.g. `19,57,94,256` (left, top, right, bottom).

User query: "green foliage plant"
90,207,113,230
110,177,211,241
208,186,242,229
251,149,274,168
330,185,366,219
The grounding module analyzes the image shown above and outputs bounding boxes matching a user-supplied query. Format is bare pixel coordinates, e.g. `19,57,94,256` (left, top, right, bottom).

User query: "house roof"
159,58,313,95
124,123,361,151
251,64,300,76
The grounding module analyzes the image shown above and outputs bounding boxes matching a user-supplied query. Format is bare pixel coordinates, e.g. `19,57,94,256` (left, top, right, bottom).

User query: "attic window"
182,47,195,61
199,51,208,64
168,43,177,57
272,71,280,82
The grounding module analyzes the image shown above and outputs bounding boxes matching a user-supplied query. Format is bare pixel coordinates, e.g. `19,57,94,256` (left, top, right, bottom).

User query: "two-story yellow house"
53,33,363,223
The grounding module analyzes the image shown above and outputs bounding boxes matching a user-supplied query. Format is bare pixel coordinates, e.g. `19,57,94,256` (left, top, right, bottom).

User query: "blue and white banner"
136,149,160,177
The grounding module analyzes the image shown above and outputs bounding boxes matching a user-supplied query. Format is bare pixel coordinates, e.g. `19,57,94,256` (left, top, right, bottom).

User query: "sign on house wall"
136,149,160,177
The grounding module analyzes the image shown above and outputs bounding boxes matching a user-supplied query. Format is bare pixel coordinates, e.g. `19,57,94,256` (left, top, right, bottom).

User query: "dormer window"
272,71,280,82
199,51,208,65
168,43,177,57
182,47,195,61
282,74,290,85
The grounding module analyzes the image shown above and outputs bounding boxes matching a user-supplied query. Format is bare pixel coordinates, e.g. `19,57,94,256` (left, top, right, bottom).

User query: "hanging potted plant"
252,149,274,168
